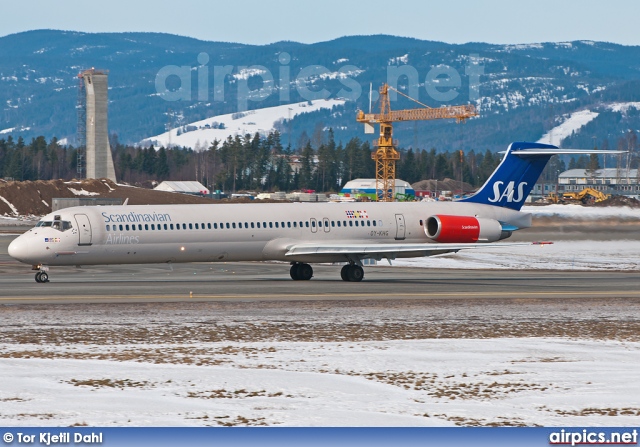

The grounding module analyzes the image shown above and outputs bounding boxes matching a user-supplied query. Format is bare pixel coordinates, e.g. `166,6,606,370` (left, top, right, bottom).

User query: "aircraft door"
74,214,92,246
323,217,330,233
310,218,317,233
394,214,406,240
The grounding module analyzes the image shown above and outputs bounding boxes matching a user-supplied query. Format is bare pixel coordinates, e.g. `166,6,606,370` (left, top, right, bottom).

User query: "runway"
1,238,639,304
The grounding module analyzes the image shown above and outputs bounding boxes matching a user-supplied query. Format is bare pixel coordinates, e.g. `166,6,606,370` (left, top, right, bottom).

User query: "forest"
2,129,636,193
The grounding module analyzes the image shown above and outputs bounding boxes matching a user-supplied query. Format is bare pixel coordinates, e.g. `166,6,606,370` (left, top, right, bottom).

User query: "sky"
2,0,640,46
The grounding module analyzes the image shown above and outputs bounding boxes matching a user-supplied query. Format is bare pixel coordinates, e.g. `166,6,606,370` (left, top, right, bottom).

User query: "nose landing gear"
35,271,49,283
32,265,50,283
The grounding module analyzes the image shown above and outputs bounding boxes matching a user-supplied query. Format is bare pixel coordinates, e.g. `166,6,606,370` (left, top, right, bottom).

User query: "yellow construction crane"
356,83,478,201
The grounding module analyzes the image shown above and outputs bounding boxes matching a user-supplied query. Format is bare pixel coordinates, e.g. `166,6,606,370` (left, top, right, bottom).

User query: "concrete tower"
80,69,116,182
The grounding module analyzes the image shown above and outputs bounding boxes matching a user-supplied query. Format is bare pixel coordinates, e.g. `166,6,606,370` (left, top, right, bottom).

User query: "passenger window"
208,223,211,229
251,222,255,229
176,224,180,230
226,223,230,229
139,224,143,230
119,224,124,231
164,224,168,230
126,224,130,231
299,221,303,227
318,221,322,228
132,225,136,231
367,220,371,227
106,225,110,231
312,221,316,227
355,221,358,227
189,223,193,230
182,224,187,230
269,222,273,228
349,221,353,227
293,222,297,228
275,222,279,228
263,222,267,228
232,223,236,229
194,223,198,229
331,221,335,227
305,222,309,228
281,222,285,228
343,221,347,226
373,220,377,227
170,224,174,230
257,222,260,228
244,222,248,229
337,221,341,227
287,222,291,228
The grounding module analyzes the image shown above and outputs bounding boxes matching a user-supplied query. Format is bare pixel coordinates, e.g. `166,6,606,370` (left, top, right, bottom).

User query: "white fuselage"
8,201,531,267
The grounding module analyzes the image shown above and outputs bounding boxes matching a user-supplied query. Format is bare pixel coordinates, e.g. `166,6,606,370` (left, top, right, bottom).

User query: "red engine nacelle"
425,215,505,243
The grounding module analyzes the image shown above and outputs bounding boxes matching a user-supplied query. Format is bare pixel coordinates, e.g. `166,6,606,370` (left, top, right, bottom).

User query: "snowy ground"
1,339,639,427
1,298,639,427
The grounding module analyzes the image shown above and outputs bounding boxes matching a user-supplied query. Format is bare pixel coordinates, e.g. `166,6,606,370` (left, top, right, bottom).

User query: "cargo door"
74,214,92,246
394,214,406,240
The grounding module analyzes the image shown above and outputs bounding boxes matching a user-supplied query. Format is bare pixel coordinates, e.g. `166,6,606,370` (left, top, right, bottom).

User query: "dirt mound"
0,178,221,216
593,195,640,208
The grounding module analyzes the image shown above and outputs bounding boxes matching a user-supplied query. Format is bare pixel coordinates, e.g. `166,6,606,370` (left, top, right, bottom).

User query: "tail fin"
460,142,623,211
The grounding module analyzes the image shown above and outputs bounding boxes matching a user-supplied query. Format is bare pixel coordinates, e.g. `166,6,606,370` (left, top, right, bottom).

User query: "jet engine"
425,215,510,243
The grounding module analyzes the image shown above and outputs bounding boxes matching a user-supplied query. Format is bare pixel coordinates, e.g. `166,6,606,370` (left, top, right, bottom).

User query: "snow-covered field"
2,339,639,426
142,99,345,149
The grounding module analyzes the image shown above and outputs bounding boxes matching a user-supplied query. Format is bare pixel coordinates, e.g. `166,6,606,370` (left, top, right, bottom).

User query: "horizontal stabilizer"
510,149,626,156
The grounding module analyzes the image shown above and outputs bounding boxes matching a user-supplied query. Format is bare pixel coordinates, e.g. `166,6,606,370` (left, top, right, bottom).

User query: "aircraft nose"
8,236,30,262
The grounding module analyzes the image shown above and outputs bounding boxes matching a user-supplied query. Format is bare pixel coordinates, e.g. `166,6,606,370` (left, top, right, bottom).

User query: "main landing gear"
290,262,313,281
35,271,49,283
290,262,365,282
340,264,364,282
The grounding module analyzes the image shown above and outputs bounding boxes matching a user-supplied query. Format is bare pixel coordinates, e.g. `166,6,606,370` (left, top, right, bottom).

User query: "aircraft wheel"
35,271,49,283
347,265,364,282
340,265,350,281
290,263,301,280
298,263,313,281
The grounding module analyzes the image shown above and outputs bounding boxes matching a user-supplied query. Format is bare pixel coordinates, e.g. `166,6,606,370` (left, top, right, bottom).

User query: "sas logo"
44,237,61,243
488,181,527,203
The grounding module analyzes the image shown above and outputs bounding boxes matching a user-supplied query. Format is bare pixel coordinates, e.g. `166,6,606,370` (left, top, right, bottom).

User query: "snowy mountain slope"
142,99,345,149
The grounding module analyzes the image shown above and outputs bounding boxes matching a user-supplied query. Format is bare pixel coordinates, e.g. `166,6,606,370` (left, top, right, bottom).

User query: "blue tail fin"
460,142,558,211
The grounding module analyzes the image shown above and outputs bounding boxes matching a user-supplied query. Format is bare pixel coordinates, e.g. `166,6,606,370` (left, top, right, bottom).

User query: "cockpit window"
37,220,71,232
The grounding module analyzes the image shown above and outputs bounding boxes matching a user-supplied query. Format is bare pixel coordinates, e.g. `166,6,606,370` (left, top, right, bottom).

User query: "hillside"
1,31,640,151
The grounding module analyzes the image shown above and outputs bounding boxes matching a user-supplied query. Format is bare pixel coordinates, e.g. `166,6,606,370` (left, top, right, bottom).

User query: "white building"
154,181,209,195
558,168,640,194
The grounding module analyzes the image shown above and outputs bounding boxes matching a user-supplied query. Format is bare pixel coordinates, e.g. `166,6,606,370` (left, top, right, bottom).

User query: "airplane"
8,142,619,284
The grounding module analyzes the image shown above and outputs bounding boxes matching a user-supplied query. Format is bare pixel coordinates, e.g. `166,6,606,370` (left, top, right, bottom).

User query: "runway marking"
1,289,640,302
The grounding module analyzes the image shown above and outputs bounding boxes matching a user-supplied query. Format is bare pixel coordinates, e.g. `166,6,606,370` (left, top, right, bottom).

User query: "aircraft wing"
285,241,539,261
